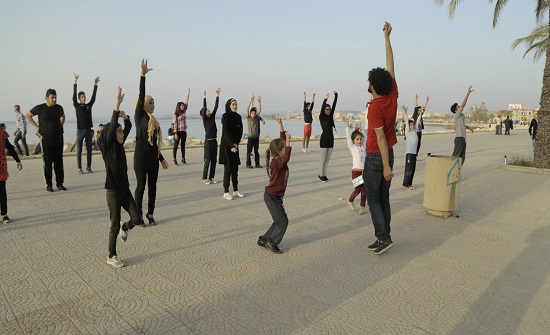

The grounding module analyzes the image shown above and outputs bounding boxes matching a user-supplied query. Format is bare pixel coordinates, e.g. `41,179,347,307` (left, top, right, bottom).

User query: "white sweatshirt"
345,126,367,170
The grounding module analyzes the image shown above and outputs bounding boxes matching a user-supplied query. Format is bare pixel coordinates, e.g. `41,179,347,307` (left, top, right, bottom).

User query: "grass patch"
508,155,535,167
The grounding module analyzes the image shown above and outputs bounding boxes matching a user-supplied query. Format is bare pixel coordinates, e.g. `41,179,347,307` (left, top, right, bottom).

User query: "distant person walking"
13,105,29,156
102,87,142,268
0,124,22,224
318,91,338,182
26,88,67,192
450,85,475,166
219,98,244,200
73,73,100,174
529,115,538,150
173,88,190,165
246,95,265,169
504,116,513,135
200,88,220,184
258,116,292,254
134,59,169,225
302,92,315,152
364,22,398,255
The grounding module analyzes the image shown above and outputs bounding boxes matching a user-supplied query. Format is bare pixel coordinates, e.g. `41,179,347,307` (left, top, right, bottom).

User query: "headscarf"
225,98,236,113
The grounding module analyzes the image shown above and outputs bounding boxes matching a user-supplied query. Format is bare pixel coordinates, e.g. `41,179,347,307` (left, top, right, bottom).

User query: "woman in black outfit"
200,88,220,184
318,91,338,181
134,59,169,225
219,98,243,200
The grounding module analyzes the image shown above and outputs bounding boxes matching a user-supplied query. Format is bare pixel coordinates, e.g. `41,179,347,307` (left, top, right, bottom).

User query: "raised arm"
311,93,316,110
89,76,100,106
414,108,423,132
384,22,395,79
257,96,262,115
185,88,190,106
402,105,409,120
460,85,474,111
203,90,207,111
212,88,220,116
343,117,354,151
331,91,338,116
423,96,430,110
247,95,254,118
320,93,329,119
73,72,79,106
136,59,152,120
272,115,285,138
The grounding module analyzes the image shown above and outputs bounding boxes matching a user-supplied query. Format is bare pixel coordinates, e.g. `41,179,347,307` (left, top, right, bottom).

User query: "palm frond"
490,0,510,27
535,0,550,24
511,23,549,62
435,0,463,19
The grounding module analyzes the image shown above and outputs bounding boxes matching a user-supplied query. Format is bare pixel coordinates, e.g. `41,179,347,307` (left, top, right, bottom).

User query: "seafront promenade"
1,130,548,334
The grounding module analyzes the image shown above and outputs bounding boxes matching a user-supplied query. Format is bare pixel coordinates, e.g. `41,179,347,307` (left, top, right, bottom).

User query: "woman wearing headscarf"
134,59,169,225
219,98,243,200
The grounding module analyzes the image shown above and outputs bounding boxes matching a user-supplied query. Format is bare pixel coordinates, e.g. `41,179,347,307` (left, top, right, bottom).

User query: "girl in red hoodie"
257,116,292,254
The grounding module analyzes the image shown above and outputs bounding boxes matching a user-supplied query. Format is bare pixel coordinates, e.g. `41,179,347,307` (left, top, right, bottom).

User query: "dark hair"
14,105,20,110
45,89,57,97
175,102,187,116
408,119,415,126
265,138,286,177
0,123,6,129
368,67,393,96
305,102,311,109
250,107,257,113
78,91,85,99
351,130,363,142
98,123,104,127
450,103,458,113
414,106,421,114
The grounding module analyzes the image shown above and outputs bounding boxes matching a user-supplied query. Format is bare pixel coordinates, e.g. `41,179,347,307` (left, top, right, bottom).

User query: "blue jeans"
76,128,93,169
363,149,394,242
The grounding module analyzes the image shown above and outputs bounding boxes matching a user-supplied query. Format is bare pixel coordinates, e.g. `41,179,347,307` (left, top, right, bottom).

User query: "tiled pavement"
1,129,548,334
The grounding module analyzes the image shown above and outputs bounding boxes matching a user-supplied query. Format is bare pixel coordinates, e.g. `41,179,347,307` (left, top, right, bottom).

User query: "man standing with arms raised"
73,73,100,174
450,85,475,166
364,22,398,255
26,89,67,192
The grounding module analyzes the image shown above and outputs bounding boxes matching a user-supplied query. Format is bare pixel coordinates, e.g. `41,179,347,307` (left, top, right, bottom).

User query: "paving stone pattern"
1,130,549,334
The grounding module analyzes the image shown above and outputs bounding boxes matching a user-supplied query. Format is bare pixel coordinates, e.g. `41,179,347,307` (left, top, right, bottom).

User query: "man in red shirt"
364,22,398,255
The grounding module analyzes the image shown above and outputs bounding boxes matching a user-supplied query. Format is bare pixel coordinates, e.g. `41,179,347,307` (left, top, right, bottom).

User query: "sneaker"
119,226,128,242
255,164,263,168
233,191,244,198
46,186,54,192
146,214,156,226
347,201,356,211
257,236,267,248
302,148,307,153
318,175,324,182
306,148,310,153
173,159,178,166
223,193,233,200
181,159,187,165
322,176,329,182
367,239,381,251
86,167,93,173
203,179,211,185
78,168,84,174
210,179,218,184
358,206,365,215
107,256,125,268
246,165,253,169
57,185,67,191
2,215,10,224
265,239,283,254
374,240,394,255
403,185,414,190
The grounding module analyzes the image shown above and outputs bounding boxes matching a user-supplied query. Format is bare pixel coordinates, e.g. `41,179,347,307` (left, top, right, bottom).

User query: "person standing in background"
73,72,100,174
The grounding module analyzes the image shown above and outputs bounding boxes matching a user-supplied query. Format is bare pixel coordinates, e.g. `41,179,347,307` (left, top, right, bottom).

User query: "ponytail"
265,148,271,177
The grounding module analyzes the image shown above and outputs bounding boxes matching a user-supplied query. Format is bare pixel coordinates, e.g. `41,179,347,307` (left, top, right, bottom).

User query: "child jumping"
102,87,142,268
343,117,367,215
402,105,423,190
257,116,292,254
0,124,23,224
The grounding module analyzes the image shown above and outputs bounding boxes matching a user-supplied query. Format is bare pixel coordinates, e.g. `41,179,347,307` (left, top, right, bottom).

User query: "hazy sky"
0,0,544,122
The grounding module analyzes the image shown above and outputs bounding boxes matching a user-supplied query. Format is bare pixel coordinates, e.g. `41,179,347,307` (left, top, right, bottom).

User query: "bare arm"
423,96,430,110
257,96,262,115
247,95,254,117
384,22,395,79
460,85,474,110
374,127,393,181
402,105,409,120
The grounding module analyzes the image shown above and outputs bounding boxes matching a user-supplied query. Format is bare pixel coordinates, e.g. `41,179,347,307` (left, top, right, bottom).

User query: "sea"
0,118,449,145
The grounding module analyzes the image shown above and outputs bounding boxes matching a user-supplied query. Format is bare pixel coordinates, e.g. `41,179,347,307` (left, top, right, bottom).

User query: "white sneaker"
107,256,125,268
233,191,244,198
302,148,307,153
210,179,218,184
223,193,233,200
347,201,356,211
118,225,127,242
358,206,365,215
203,179,211,185
306,148,310,153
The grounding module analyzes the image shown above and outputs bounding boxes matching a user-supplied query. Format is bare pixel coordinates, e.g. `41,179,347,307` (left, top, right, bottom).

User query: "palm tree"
512,23,548,62
436,0,550,168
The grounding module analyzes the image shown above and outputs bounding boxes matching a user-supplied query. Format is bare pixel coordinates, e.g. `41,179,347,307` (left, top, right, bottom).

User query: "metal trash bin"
423,155,462,217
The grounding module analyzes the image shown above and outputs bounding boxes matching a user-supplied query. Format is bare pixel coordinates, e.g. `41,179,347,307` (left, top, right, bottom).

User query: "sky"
0,0,544,122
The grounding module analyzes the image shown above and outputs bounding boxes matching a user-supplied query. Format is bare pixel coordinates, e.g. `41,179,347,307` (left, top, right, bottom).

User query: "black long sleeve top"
319,93,338,148
73,84,97,130
104,110,132,190
134,76,165,162
529,119,538,138
303,101,314,124
200,96,219,139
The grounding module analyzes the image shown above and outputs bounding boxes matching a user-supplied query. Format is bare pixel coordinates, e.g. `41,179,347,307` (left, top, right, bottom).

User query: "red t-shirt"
366,78,398,153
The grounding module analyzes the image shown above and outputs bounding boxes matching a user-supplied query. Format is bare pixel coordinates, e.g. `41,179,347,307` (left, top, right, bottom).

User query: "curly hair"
368,67,393,96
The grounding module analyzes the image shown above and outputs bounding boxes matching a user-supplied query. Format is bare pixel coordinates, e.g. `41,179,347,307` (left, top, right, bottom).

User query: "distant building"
508,104,525,110
512,108,538,124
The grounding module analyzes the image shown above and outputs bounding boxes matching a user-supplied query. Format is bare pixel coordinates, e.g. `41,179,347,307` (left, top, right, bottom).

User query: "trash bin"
423,155,462,217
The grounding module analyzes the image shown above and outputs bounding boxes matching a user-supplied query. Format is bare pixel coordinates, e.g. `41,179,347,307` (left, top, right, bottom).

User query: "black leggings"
416,132,422,156
107,189,141,257
0,181,7,216
134,143,159,216
203,140,217,180
173,131,187,160
223,162,239,193
246,137,260,166
403,153,417,187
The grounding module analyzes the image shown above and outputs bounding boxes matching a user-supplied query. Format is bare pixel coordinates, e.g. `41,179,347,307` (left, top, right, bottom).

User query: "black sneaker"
46,186,54,192
265,239,283,254
367,239,380,251
374,240,394,255
323,176,329,181
173,159,178,166
57,185,67,191
257,237,267,248
318,175,324,182
2,215,10,224
246,165,253,169
255,164,263,168
181,159,187,165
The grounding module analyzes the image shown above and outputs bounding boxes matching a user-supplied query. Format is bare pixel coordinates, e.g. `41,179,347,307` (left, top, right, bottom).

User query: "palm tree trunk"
534,10,550,168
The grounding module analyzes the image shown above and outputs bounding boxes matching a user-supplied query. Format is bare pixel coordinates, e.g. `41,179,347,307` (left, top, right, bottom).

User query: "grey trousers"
452,137,466,166
261,192,288,245
319,147,333,176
